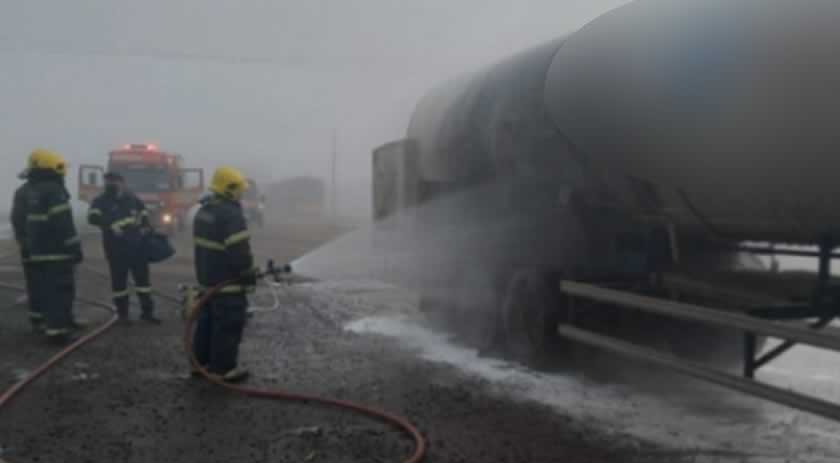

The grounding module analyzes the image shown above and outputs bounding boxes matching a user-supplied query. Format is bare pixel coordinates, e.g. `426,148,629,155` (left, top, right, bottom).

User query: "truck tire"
501,268,563,366
451,271,501,351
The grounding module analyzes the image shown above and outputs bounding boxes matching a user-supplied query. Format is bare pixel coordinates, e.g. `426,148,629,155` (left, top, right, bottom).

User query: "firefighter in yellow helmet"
11,154,42,331
20,149,83,344
191,166,256,382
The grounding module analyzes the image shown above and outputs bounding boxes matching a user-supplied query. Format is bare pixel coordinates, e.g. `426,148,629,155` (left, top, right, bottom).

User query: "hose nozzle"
262,259,293,282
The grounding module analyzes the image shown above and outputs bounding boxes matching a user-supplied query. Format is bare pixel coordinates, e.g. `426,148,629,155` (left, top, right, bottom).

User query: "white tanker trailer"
373,0,840,420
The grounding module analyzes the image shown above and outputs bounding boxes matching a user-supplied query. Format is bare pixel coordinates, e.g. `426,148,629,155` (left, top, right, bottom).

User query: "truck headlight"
162,213,174,224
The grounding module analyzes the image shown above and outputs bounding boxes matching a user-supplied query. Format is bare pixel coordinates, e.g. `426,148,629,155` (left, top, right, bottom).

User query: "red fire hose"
185,280,427,463
0,280,427,463
0,283,118,408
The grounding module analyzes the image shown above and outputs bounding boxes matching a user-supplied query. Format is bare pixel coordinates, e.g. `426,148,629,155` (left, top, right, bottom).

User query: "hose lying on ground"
0,277,427,463
0,283,117,409
185,279,428,463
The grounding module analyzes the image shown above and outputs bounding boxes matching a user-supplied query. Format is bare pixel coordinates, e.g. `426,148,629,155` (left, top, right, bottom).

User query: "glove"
239,267,259,287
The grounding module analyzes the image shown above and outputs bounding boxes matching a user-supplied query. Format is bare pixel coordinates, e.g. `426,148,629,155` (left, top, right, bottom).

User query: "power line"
0,43,417,69
0,44,289,65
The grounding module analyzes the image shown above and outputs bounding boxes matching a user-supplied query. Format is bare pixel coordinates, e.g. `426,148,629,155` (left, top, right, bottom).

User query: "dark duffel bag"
143,232,176,264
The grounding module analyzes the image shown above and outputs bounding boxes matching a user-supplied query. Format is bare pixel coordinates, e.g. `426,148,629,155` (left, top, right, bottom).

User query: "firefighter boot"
30,313,46,334
69,317,90,331
31,320,45,335
208,367,250,384
46,329,79,346
115,297,131,324
140,313,162,325
139,294,161,325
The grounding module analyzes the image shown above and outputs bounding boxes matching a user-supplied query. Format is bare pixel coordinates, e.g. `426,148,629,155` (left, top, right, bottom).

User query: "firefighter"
24,149,83,344
11,164,43,332
192,166,257,382
87,172,160,324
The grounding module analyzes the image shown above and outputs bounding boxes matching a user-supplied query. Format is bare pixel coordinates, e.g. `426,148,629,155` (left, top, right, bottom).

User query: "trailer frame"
556,240,840,421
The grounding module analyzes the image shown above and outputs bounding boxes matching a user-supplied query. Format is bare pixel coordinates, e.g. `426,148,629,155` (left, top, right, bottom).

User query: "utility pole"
331,129,338,221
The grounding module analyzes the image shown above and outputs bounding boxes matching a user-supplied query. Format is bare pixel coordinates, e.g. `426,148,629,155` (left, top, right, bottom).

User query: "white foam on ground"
302,279,401,294
344,312,840,461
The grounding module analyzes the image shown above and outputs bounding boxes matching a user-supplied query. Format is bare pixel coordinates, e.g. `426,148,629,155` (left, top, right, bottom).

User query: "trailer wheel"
502,269,561,365
451,271,501,351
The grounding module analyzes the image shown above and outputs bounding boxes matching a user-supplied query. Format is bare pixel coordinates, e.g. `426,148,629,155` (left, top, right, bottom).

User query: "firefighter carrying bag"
143,232,175,263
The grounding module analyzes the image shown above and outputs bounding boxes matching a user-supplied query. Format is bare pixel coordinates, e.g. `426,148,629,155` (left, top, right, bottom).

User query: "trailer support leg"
743,333,757,379
815,236,834,303
743,237,835,378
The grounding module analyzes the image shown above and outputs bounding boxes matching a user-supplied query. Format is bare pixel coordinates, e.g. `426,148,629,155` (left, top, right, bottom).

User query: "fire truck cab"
78,144,204,235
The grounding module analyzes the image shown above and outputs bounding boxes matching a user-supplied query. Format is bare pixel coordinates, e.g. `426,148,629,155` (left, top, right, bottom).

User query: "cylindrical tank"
546,0,840,244
409,0,840,245
407,39,569,186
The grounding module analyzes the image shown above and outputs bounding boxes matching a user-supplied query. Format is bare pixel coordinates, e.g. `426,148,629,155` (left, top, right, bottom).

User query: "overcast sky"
0,0,627,215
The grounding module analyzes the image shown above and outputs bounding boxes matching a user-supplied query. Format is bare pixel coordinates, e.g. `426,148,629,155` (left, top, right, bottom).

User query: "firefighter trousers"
21,260,44,328
192,294,248,375
31,262,75,336
108,253,154,316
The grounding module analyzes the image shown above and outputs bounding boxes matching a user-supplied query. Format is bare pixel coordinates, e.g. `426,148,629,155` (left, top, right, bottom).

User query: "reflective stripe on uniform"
196,232,249,251
219,284,255,294
243,266,259,277
224,230,250,247
88,209,102,217
136,287,153,294
201,284,254,294
195,237,225,251
26,214,48,222
113,289,130,299
111,216,137,231
29,254,73,263
48,203,71,216
45,328,70,336
64,235,81,246
29,312,44,320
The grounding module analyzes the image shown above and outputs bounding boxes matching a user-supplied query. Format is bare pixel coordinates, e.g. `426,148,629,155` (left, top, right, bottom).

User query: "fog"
0,0,627,218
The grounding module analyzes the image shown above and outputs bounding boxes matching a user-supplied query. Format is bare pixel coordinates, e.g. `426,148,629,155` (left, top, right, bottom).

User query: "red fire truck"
78,144,204,235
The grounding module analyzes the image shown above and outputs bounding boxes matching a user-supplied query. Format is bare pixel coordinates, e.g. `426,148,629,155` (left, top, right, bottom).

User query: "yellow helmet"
210,166,248,200
29,149,67,177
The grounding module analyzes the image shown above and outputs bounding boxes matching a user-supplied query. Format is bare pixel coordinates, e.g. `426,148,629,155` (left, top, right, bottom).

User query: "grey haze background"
0,0,627,218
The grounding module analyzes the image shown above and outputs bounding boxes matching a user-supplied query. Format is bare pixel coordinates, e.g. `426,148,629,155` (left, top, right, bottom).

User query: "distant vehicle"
242,178,266,227
265,177,325,221
78,144,204,235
